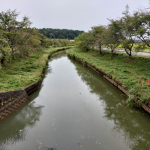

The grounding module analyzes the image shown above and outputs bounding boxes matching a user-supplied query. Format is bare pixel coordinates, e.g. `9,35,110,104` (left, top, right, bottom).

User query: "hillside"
38,28,84,39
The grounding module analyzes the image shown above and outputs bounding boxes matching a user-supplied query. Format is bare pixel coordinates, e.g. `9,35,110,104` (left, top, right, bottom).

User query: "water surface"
0,51,150,150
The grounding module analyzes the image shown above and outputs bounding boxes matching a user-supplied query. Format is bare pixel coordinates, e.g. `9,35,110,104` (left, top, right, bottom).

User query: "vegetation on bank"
0,47,70,92
67,48,150,105
0,9,74,92
0,9,73,67
72,3,150,106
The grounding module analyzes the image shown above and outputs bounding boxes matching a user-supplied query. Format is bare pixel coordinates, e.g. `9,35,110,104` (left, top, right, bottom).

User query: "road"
103,48,150,57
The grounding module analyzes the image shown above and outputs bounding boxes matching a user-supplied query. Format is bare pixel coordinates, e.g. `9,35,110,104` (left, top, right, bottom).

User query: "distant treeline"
38,28,84,39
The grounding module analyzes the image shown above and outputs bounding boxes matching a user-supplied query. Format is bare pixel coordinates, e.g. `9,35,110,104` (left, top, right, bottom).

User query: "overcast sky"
0,0,149,31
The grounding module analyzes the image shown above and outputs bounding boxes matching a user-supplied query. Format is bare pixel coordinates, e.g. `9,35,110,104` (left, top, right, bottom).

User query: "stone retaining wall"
24,80,42,95
0,90,29,120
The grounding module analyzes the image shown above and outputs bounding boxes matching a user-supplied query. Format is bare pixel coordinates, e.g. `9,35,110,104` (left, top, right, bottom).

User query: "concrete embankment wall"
0,48,69,122
69,55,150,114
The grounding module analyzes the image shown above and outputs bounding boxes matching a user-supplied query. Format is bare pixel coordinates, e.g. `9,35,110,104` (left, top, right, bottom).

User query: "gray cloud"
0,0,149,31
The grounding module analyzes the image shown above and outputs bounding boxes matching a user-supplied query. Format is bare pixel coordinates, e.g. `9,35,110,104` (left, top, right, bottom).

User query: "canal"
0,51,150,150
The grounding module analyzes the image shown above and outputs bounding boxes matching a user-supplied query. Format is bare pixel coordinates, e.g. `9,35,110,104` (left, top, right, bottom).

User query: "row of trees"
38,28,84,39
0,10,73,66
75,5,150,60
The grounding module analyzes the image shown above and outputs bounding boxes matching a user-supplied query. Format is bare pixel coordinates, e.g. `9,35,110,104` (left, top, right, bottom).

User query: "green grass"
117,45,150,53
140,48,150,53
0,47,69,92
67,47,150,104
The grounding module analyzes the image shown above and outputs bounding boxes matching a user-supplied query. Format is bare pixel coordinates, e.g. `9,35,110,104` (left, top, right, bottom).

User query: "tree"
0,29,8,66
75,32,94,51
0,9,32,59
91,25,105,54
103,20,122,58
119,5,136,60
133,9,150,47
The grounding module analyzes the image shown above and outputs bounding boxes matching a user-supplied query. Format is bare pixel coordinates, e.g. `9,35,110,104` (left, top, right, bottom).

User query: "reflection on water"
0,90,44,150
70,57,150,150
0,51,150,150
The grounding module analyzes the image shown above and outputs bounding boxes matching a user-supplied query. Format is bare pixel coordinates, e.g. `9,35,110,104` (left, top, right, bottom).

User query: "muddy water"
0,51,150,150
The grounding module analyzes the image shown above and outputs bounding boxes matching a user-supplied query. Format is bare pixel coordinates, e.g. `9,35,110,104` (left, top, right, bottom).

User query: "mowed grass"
0,47,68,92
141,48,150,53
67,47,150,104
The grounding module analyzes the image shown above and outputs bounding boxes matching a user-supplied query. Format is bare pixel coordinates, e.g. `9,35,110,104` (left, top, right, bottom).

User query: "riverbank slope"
0,47,71,92
67,47,150,107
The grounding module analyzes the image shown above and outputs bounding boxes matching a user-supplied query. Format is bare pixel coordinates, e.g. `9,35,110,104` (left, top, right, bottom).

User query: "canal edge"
68,54,150,114
0,47,70,122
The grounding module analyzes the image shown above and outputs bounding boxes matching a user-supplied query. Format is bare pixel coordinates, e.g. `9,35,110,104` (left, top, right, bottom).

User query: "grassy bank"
0,47,70,92
67,47,150,105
